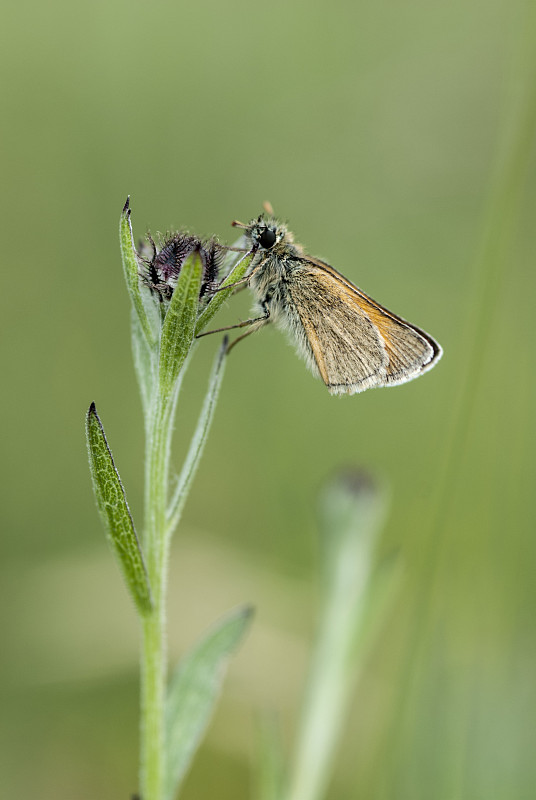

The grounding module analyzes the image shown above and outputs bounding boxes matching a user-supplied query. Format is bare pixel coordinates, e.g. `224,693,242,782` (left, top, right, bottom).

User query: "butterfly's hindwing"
285,261,438,394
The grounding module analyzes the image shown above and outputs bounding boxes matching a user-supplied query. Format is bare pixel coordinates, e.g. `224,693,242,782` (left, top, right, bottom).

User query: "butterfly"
203,204,442,395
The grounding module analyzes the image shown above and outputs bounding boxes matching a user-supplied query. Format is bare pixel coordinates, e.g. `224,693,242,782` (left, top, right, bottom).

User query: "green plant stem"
140,394,174,800
141,612,166,800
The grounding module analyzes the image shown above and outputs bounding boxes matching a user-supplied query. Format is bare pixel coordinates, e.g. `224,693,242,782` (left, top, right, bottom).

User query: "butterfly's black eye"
258,228,277,249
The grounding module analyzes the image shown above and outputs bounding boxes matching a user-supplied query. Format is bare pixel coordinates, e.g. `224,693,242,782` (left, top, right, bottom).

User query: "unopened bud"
139,232,225,303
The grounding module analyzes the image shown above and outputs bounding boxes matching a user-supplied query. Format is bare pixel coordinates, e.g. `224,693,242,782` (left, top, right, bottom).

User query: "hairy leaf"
86,402,153,615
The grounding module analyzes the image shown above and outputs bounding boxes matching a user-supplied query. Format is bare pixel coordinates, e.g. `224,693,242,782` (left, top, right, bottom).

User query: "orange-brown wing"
287,259,441,395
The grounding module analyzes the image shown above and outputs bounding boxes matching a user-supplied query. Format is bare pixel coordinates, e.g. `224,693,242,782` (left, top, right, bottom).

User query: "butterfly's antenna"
262,200,274,215
231,219,248,229
219,245,249,253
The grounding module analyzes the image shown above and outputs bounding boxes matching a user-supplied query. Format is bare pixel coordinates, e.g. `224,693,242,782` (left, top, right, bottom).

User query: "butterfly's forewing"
288,258,441,395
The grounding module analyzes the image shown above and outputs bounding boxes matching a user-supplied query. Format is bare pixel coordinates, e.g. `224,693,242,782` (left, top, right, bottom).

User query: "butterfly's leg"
203,279,250,297
207,251,264,295
209,273,251,293
196,304,270,340
226,311,270,354
227,281,249,296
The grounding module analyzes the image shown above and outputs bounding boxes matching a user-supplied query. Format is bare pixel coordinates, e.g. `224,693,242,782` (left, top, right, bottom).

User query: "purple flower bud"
139,233,226,302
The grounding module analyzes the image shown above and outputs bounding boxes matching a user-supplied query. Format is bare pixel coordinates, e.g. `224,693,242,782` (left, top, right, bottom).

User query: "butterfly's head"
232,213,297,254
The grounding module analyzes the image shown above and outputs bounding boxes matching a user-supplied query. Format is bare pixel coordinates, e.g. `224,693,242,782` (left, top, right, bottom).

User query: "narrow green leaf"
120,197,157,348
317,469,387,591
86,403,153,615
194,249,255,336
286,469,388,800
351,549,402,661
159,250,202,399
165,605,254,800
166,337,228,540
131,305,157,422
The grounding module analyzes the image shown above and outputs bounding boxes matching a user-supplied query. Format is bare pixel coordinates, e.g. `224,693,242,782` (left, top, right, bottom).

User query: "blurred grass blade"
195,249,255,336
256,715,286,800
286,469,387,800
159,249,202,399
85,403,153,615
352,549,402,660
165,605,253,800
166,337,228,540
120,197,157,349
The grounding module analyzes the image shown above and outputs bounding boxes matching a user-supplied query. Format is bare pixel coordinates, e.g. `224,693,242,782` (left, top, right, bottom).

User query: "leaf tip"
331,467,379,499
229,604,255,640
86,402,103,433
241,603,255,621
122,195,131,216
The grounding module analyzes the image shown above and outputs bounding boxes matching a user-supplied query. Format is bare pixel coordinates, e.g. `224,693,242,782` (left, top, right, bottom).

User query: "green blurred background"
1,0,535,797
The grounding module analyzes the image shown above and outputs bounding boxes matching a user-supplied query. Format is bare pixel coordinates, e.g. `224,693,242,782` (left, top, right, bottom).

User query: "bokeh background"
1,0,535,798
